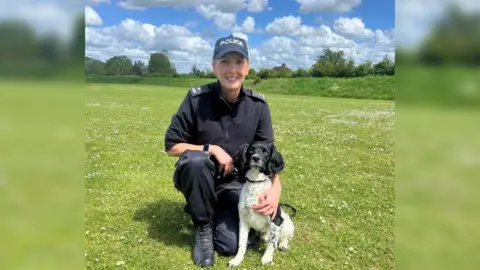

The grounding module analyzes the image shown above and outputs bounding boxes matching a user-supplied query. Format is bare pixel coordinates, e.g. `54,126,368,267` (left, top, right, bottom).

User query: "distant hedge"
86,75,394,100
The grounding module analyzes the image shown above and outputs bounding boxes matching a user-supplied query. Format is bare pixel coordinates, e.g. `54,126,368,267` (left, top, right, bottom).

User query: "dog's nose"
252,156,260,162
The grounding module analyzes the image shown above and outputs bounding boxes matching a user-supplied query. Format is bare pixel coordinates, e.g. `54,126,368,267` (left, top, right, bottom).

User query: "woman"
164,34,282,267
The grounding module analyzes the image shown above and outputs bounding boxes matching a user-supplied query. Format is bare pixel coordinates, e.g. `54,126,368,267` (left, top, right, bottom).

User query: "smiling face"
212,52,250,93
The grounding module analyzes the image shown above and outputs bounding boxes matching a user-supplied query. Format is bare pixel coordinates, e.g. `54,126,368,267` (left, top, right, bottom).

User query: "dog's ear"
233,142,250,173
267,144,284,177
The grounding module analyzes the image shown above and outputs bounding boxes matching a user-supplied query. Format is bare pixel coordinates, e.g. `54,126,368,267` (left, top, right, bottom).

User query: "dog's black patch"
265,144,284,178
271,204,284,227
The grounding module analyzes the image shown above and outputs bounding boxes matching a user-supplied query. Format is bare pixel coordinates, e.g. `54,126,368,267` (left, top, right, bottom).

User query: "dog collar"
245,177,268,183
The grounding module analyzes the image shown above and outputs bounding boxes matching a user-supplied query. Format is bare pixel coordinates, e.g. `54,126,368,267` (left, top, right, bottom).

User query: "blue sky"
85,0,396,73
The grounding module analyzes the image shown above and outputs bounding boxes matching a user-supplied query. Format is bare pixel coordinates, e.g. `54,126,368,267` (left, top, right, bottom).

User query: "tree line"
0,15,84,77
86,48,395,79
397,4,480,66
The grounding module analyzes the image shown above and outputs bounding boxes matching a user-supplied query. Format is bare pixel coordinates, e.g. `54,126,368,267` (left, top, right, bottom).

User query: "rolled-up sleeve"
254,102,274,145
164,93,195,152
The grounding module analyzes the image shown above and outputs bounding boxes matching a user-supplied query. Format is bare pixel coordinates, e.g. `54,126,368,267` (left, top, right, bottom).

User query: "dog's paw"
278,242,289,251
261,232,270,242
227,257,243,267
261,255,274,265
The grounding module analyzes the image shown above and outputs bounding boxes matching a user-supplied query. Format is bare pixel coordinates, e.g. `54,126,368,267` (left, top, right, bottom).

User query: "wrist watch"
203,144,210,155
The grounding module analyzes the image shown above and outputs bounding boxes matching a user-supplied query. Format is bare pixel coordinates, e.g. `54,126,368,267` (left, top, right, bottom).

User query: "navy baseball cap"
213,35,249,60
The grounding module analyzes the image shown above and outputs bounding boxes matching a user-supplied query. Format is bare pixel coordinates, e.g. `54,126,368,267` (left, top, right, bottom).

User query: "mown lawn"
85,83,395,269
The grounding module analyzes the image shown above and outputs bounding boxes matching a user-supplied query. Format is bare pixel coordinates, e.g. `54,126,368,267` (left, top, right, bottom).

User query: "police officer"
164,35,283,267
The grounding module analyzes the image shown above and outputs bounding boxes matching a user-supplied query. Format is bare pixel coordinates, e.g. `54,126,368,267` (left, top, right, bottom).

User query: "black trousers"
173,149,256,255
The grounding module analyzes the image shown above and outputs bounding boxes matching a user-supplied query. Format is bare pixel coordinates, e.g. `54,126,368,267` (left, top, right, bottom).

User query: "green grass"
396,65,480,108
0,81,84,269
86,75,395,100
85,83,395,269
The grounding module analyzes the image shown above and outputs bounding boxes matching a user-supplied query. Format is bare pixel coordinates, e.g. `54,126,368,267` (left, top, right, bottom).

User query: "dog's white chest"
238,170,272,232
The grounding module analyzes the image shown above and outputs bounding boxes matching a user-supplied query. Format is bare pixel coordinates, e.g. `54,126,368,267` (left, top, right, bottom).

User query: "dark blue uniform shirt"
164,80,274,189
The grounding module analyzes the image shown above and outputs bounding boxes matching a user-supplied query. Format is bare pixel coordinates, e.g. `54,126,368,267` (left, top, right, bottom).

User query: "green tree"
257,68,277,79
148,50,176,76
85,57,106,75
70,14,85,61
190,64,201,77
105,55,134,76
277,68,292,78
339,58,356,77
292,67,310,77
133,60,148,76
355,60,374,77
246,67,257,79
205,70,217,78
0,20,38,62
418,4,480,65
373,55,395,75
37,33,65,63
311,48,355,77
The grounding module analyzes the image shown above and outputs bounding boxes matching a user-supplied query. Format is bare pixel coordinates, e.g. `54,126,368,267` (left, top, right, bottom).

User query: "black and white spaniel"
228,141,295,267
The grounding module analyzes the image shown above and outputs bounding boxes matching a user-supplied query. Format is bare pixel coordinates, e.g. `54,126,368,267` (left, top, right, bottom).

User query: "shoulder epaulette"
189,85,212,97
248,89,267,102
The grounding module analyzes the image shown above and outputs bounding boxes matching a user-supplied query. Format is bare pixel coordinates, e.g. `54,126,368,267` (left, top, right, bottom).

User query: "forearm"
272,174,282,192
166,143,204,157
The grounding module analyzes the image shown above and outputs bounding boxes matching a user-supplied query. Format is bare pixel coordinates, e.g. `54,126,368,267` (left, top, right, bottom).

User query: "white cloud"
116,1,268,30
261,36,297,54
183,21,199,29
117,0,266,13
195,4,236,30
85,6,103,26
295,0,362,12
349,29,395,63
241,16,255,32
265,15,315,36
333,17,374,39
85,19,214,72
232,32,249,41
232,16,255,33
88,0,111,4
250,14,394,70
245,0,268,12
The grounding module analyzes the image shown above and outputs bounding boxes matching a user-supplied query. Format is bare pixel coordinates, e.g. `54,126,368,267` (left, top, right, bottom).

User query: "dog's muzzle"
250,155,262,167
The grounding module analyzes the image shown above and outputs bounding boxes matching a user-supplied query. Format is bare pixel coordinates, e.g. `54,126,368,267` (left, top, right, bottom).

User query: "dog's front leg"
261,223,280,265
228,218,250,267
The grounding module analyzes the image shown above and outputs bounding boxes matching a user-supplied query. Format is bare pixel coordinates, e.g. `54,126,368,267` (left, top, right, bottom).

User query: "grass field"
85,83,395,269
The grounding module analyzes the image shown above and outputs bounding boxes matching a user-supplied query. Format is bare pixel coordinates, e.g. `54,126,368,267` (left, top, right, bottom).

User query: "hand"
251,185,281,220
210,145,233,177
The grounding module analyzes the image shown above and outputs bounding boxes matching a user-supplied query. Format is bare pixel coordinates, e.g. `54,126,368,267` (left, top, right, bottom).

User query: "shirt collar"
214,80,247,103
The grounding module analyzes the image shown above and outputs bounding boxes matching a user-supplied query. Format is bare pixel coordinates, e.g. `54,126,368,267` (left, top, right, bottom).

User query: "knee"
214,236,238,256
214,226,238,256
174,150,215,190
181,150,213,170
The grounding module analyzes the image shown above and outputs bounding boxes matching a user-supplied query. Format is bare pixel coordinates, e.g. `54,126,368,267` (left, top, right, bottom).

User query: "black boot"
193,223,214,267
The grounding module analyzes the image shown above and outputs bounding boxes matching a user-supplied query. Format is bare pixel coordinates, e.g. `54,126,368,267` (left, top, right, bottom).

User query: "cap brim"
213,48,248,60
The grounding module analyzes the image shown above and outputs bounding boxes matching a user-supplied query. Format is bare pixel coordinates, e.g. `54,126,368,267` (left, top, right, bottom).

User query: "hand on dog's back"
252,190,279,219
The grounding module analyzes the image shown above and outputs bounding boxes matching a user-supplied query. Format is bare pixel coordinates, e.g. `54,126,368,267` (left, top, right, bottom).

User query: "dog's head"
233,141,284,178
